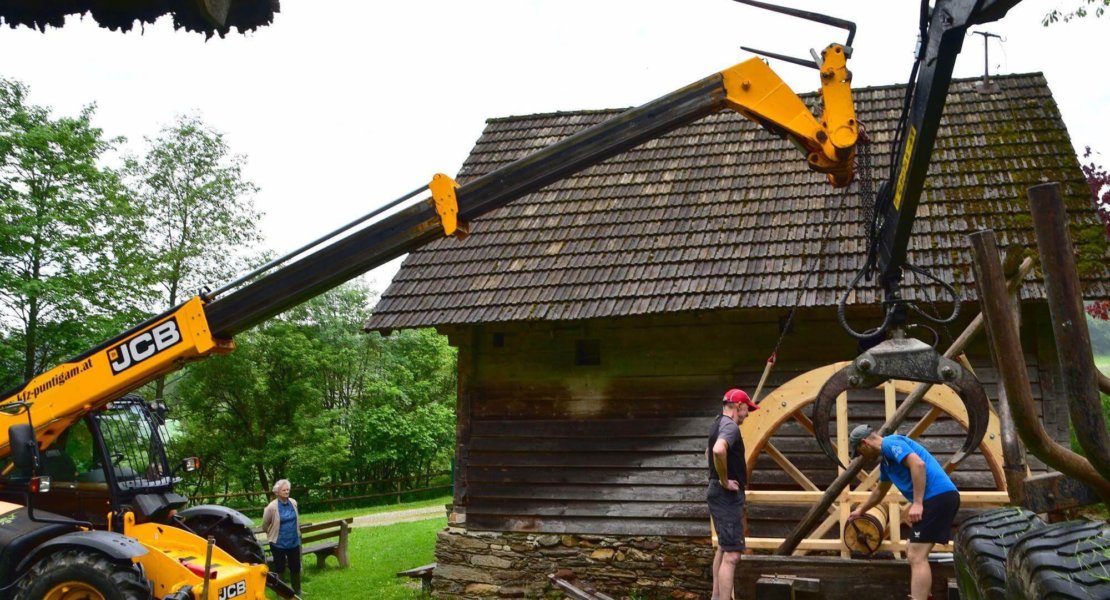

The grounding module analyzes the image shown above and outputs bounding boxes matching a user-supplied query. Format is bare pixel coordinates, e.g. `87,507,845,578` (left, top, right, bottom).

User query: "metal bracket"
429,173,470,240
811,337,990,470
847,337,963,388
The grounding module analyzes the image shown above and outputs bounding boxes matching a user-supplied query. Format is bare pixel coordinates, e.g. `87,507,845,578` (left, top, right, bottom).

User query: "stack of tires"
954,507,1110,599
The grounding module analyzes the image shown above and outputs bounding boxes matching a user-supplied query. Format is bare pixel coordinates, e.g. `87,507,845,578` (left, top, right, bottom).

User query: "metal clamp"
811,337,990,469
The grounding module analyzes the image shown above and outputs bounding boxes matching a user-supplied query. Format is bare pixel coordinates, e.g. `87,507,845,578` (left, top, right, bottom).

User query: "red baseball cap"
723,388,758,410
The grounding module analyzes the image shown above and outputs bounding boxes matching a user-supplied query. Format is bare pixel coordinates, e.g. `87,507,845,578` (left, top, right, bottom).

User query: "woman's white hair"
273,479,291,494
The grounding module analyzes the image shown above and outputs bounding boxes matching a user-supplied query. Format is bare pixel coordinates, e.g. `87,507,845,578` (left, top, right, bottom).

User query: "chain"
856,125,880,277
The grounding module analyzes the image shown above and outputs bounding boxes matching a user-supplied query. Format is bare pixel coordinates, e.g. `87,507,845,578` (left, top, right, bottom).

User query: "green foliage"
1044,0,1110,25
124,113,262,311
1070,391,1110,456
170,281,457,506
0,77,147,386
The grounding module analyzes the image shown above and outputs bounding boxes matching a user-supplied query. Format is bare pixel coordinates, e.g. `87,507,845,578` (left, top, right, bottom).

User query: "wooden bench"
299,518,352,568
396,562,436,592
254,517,353,569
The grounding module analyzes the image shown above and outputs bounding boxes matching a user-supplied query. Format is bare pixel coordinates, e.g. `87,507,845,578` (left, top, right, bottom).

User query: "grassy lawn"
267,517,443,599
256,497,449,599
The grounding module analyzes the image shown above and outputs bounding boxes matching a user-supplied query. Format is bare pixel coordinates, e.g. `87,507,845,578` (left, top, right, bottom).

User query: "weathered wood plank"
470,417,707,437
468,436,705,452
467,466,705,486
466,500,708,519
468,483,704,502
468,451,701,469
466,514,707,536
734,554,955,599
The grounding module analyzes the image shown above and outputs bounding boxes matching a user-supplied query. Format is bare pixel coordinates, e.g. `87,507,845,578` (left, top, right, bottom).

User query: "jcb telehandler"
0,1,1030,598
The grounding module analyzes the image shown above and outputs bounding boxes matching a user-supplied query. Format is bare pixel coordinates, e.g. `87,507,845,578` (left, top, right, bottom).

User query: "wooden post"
451,329,475,527
836,391,849,558
338,519,350,568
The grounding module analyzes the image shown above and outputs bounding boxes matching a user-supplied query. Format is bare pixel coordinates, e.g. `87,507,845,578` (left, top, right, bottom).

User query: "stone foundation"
431,527,714,599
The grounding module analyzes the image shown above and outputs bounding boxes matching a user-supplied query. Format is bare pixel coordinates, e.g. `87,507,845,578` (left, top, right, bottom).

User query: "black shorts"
910,490,961,544
707,481,746,552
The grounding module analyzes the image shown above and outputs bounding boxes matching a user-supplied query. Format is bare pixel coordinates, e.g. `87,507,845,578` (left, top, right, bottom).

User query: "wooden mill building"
365,73,1110,599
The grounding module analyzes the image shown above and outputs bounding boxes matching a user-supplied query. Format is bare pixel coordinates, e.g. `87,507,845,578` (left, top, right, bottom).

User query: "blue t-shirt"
274,499,300,549
879,435,957,502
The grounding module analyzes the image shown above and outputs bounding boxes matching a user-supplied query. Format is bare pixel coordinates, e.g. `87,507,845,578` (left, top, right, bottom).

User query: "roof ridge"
483,71,1047,123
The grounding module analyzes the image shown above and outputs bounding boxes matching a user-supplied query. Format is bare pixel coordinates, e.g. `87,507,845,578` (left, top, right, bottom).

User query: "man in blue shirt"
847,424,960,600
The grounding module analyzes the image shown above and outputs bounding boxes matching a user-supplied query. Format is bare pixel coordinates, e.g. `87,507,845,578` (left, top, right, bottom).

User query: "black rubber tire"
178,513,266,565
952,507,1045,600
13,548,150,600
1005,518,1110,600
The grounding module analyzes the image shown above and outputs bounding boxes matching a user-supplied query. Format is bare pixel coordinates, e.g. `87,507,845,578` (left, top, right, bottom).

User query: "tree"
1081,147,1110,322
0,78,146,386
167,280,457,505
124,114,262,399
1044,0,1109,25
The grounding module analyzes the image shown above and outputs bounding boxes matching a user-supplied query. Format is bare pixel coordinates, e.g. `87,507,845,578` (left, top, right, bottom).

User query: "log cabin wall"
442,303,1065,540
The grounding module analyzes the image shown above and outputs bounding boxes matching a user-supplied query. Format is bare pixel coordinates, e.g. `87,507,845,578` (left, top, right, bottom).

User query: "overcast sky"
1,0,1104,295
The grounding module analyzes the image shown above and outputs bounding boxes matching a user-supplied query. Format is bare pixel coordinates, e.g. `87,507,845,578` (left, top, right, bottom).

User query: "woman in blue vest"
263,478,302,595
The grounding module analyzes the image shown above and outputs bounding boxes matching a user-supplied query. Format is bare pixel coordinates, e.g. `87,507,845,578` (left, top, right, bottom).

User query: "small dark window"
492,332,505,348
575,339,601,366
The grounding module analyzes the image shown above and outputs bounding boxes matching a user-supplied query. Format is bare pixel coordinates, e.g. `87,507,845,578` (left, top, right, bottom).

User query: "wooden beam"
746,537,954,553
765,442,820,491
748,490,1009,505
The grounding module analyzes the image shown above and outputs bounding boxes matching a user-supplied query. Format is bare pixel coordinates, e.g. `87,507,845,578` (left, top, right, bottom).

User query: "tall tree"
126,114,261,311
124,114,261,399
0,78,145,386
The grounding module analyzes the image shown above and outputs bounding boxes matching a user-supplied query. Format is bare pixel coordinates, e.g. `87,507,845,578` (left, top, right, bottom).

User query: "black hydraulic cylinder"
204,73,729,339
876,0,1022,293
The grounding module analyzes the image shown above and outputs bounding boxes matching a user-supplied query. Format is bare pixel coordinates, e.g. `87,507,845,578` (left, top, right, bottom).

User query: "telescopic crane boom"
1,30,858,453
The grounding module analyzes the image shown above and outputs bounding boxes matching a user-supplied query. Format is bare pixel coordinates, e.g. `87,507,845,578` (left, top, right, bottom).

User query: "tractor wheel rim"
44,581,106,600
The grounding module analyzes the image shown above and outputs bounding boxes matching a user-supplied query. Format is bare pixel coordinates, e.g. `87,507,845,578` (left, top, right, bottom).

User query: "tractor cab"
0,396,189,530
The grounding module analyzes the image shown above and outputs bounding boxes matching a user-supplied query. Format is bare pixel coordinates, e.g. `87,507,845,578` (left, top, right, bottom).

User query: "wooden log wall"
442,303,1065,538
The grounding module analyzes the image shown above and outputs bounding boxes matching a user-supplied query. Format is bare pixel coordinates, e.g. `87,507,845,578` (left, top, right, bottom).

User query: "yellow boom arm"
1,46,856,457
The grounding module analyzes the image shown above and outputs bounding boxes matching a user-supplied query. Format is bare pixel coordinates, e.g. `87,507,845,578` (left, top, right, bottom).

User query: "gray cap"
848,424,873,458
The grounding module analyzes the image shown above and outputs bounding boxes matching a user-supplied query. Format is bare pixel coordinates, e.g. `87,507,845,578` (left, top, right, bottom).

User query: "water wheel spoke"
765,442,819,491
741,362,1005,557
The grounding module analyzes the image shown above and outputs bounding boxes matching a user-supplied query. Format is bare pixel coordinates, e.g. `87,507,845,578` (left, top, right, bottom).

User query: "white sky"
0,0,1105,295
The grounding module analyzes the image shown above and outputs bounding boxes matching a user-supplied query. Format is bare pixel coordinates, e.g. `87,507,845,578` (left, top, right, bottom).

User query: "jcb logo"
217,580,246,600
107,318,183,374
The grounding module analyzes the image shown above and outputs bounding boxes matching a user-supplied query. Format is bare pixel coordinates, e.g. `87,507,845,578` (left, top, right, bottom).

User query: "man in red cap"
706,388,758,600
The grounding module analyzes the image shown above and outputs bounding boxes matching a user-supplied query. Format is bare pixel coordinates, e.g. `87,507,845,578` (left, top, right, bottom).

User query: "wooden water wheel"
738,362,1009,557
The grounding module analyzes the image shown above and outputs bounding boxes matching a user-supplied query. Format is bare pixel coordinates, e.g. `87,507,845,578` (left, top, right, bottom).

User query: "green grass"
268,517,444,600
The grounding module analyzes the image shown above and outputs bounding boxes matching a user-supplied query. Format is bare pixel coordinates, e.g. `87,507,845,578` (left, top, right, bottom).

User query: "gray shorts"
707,480,746,552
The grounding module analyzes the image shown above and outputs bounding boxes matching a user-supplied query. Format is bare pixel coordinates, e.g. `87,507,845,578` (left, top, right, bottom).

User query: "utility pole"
973,31,1003,94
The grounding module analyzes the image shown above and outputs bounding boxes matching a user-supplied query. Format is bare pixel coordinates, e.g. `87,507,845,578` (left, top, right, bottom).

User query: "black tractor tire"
14,549,150,600
952,507,1045,600
177,513,266,565
1005,518,1110,600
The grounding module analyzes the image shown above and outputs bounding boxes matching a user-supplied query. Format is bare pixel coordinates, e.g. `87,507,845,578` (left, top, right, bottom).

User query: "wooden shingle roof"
366,73,1110,331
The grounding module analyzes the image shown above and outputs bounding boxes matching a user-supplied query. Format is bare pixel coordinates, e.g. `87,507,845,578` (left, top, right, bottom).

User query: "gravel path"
350,505,445,528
